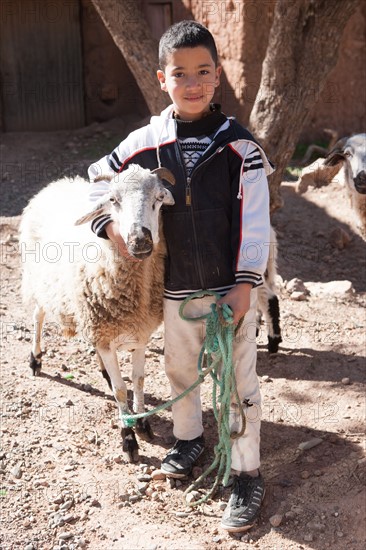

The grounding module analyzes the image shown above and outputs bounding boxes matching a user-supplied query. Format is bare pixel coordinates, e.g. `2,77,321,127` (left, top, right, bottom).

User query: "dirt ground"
0,118,365,550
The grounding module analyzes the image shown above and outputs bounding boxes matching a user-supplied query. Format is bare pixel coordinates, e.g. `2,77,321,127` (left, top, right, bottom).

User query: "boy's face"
157,46,221,121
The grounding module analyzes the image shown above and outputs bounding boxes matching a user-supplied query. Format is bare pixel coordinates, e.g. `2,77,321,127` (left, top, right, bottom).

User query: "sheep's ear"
75,204,109,226
324,151,346,167
151,167,176,185
324,137,349,167
162,188,175,205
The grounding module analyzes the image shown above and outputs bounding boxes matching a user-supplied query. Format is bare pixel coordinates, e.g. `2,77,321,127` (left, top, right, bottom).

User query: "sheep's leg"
257,286,282,353
30,305,45,375
96,345,139,462
95,350,112,390
131,348,154,442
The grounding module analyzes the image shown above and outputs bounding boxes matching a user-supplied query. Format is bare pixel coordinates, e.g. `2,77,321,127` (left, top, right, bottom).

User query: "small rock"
58,532,74,540
290,291,308,301
63,513,75,523
341,377,351,385
304,280,354,297
304,533,314,542
301,470,310,479
24,545,34,550
298,438,323,451
137,474,152,482
129,495,141,503
329,227,351,250
212,535,222,543
60,499,73,511
269,514,283,527
185,493,196,504
65,400,74,407
167,478,175,489
219,501,227,511
286,278,308,293
90,499,101,507
137,482,149,494
175,511,189,517
336,531,344,537
11,465,23,479
262,375,272,382
151,469,166,481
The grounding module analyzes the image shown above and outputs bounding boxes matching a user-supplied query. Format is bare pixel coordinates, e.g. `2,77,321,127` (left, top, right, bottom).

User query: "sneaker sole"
220,488,266,533
160,468,189,479
220,520,255,533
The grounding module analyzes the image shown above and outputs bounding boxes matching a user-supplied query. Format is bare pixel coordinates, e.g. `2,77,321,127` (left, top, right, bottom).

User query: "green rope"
121,290,246,506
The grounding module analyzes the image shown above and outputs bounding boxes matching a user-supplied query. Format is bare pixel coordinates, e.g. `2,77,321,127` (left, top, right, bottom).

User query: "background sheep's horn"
151,167,176,185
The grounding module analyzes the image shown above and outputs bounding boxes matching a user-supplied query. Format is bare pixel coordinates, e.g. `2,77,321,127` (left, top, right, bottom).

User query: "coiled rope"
121,290,246,506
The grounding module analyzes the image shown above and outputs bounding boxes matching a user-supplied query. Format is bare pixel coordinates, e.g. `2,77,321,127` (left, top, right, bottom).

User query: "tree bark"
90,0,169,114
249,0,361,212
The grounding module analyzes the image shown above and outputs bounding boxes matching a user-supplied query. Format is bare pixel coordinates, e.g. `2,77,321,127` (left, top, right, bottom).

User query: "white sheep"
296,133,366,239
19,165,175,462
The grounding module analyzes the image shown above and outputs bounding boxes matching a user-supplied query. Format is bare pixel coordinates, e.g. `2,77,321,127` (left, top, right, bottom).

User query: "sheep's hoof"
268,336,282,354
121,427,139,462
30,352,42,376
135,418,154,442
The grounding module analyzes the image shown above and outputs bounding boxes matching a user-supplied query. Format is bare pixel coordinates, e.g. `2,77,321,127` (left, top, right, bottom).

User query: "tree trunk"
249,0,360,212
90,0,169,114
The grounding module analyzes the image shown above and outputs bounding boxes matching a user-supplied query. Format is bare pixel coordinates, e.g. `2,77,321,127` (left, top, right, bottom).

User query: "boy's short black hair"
159,20,218,70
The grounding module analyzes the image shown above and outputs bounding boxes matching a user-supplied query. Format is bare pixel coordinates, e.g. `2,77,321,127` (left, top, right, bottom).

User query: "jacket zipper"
185,146,224,206
176,144,224,289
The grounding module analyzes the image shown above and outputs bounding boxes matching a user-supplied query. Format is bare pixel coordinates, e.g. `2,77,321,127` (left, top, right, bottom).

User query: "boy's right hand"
105,221,139,261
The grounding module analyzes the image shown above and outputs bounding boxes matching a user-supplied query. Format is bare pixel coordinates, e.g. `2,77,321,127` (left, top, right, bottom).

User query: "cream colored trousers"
163,289,261,472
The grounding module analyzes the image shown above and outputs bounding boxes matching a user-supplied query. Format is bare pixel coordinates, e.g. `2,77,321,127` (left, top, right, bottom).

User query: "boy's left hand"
217,283,252,325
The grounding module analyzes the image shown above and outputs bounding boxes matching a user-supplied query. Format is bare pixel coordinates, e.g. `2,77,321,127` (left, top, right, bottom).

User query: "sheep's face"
76,165,175,260
325,134,366,195
343,134,366,195
109,166,175,258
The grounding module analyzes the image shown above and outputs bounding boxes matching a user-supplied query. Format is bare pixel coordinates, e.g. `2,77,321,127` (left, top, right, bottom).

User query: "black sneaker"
221,473,265,532
161,435,205,478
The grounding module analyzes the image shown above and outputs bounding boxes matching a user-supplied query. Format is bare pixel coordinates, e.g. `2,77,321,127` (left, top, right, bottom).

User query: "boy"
88,21,273,532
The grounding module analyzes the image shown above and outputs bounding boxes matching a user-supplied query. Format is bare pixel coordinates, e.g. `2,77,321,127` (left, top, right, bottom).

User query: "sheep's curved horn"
151,167,176,185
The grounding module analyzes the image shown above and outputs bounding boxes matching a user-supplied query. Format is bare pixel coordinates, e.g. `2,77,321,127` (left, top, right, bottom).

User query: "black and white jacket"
88,104,274,300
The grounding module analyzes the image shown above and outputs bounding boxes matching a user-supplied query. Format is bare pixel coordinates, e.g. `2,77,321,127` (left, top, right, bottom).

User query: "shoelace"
232,477,250,508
